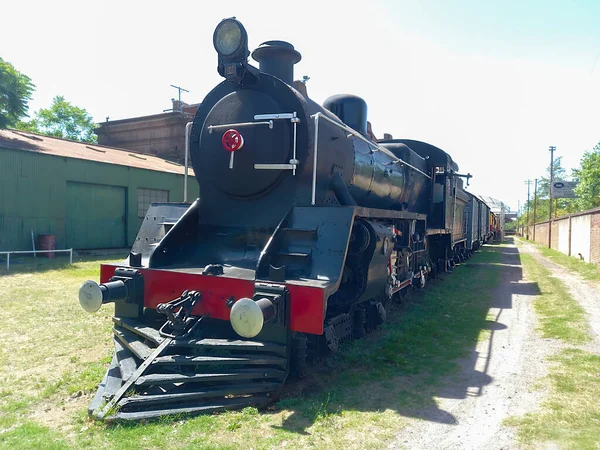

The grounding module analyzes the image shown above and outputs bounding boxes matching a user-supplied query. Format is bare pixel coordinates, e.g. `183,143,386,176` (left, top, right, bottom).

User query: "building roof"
0,129,194,176
478,195,514,215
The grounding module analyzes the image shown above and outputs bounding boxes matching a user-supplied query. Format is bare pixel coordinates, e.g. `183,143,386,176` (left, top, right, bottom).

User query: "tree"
0,57,35,128
519,157,579,228
572,142,600,210
23,95,97,143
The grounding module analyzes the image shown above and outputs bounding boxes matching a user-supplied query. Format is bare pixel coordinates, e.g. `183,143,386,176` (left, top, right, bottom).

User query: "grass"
517,237,600,282
505,245,600,449
505,348,600,450
0,245,506,449
519,253,590,344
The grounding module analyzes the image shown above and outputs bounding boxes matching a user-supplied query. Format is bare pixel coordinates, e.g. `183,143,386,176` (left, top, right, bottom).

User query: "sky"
2,0,599,212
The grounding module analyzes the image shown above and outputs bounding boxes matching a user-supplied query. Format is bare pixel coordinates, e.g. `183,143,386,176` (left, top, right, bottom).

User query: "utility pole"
548,146,556,248
525,180,532,240
500,202,505,242
533,178,538,241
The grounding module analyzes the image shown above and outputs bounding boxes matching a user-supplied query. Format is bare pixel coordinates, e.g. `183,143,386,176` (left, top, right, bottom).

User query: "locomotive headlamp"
214,18,251,83
214,18,248,60
230,297,275,338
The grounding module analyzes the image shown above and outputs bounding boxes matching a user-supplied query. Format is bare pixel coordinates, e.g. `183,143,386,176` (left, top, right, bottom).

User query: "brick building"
95,100,200,164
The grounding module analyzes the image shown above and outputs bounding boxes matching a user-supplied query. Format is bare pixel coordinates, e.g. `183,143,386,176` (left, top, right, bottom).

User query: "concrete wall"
558,219,569,254
528,208,600,264
571,215,591,262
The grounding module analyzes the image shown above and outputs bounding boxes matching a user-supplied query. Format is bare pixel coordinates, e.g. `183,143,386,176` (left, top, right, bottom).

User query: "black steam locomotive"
78,18,493,421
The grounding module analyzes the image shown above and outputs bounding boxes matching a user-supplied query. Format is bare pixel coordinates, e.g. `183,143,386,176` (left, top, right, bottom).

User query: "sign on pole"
551,181,578,198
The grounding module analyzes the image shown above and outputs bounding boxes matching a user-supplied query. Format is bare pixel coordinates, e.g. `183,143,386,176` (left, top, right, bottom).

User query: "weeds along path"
518,241,600,352
390,240,552,450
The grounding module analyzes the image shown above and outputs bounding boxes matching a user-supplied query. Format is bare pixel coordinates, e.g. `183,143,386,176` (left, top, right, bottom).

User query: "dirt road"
389,239,600,450
521,243,600,352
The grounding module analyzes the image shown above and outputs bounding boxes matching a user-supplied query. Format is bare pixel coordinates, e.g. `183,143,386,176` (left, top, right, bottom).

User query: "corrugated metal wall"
66,182,127,249
0,148,199,250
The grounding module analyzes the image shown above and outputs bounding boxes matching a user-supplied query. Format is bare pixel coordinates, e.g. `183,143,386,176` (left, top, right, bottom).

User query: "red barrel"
38,235,56,259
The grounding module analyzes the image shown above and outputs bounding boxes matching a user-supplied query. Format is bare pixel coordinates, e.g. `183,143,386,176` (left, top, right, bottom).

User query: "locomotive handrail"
207,121,273,132
310,112,432,206
254,112,300,175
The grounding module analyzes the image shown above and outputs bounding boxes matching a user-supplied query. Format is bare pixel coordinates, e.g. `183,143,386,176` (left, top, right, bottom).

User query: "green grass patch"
0,251,126,277
517,237,600,281
0,245,507,449
506,242,598,449
341,248,502,378
537,246,600,282
505,349,600,449
0,421,70,450
519,253,590,344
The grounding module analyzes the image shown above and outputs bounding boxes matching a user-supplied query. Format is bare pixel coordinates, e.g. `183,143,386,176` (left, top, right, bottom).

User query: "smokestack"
251,40,301,85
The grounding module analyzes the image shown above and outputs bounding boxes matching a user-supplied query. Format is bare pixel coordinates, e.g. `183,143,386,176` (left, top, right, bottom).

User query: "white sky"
2,0,599,211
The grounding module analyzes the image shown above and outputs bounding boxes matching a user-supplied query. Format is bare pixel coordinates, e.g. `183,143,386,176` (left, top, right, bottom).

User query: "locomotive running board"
89,317,288,421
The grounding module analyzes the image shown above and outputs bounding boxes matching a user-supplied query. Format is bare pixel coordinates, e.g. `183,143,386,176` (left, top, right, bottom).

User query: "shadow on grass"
269,237,539,434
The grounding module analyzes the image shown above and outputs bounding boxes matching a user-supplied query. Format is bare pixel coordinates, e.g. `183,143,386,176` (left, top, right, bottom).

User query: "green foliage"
20,95,97,143
519,143,600,229
518,157,580,228
572,142,600,210
0,57,35,128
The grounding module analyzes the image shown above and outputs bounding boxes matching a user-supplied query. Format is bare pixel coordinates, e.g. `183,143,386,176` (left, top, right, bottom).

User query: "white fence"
0,249,73,272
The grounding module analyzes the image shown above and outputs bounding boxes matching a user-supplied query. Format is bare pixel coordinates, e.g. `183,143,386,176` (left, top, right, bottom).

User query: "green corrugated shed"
0,129,199,251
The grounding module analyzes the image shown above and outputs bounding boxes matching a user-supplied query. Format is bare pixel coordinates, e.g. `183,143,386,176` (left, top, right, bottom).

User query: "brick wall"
532,222,549,246
96,112,193,164
551,220,559,250
530,207,600,266
590,211,600,263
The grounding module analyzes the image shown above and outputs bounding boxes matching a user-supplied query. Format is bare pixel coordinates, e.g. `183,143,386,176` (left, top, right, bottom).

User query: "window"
137,188,169,217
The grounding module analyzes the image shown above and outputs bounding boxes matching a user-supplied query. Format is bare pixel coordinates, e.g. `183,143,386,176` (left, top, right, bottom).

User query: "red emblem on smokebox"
221,129,244,152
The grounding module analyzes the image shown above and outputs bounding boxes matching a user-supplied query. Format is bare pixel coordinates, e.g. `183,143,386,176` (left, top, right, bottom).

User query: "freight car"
465,192,494,254
78,18,484,421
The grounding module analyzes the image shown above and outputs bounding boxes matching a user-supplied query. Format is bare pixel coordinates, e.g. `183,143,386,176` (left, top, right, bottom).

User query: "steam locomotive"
78,18,494,421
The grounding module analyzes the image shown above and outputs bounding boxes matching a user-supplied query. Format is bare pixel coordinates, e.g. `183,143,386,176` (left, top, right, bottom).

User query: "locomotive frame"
78,18,496,421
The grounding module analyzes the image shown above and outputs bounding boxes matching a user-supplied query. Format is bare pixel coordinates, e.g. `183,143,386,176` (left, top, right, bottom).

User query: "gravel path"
389,241,556,450
519,242,600,352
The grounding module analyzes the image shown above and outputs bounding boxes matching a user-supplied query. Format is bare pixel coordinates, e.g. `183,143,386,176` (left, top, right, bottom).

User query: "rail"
0,249,73,271
309,112,432,205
